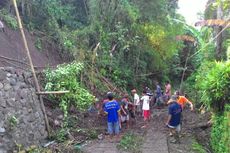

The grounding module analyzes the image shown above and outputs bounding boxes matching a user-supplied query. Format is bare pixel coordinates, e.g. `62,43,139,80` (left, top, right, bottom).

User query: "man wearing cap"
103,92,120,141
166,95,182,143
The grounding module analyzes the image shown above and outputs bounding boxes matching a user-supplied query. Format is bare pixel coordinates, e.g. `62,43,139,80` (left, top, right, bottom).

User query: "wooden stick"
0,55,57,69
0,55,30,66
36,91,70,95
13,0,51,137
1,59,30,71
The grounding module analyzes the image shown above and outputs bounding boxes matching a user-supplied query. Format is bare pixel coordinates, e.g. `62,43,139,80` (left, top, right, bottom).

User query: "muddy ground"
44,102,211,153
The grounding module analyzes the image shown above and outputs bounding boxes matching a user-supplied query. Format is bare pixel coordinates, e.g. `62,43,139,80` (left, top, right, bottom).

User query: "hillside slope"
0,25,63,69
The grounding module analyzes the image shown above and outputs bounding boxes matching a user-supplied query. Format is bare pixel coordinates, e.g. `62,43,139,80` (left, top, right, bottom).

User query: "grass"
192,139,207,153
117,132,143,153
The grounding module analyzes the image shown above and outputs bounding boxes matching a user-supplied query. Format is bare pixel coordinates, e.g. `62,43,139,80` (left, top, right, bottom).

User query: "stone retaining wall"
0,67,47,152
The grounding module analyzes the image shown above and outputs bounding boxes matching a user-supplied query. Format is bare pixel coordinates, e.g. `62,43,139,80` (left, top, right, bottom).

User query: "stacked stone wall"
0,67,47,152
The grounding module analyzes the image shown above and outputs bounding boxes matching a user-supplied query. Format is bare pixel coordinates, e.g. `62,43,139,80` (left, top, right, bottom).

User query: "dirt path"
82,107,211,153
82,108,169,153
141,109,169,153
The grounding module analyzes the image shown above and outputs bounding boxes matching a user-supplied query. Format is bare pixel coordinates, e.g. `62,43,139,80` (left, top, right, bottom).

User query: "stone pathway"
83,108,169,153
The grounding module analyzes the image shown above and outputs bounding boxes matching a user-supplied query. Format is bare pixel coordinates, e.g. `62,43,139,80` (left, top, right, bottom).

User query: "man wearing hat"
103,92,120,141
166,95,182,143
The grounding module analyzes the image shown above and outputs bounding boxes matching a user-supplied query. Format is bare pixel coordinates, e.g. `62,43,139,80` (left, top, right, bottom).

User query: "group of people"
101,82,194,143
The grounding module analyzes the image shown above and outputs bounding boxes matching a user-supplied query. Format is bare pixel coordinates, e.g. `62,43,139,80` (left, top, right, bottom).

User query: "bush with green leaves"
192,139,207,153
195,61,230,112
0,9,18,30
44,62,94,118
211,105,230,153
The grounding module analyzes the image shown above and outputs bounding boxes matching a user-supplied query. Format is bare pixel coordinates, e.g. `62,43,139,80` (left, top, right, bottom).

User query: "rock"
5,67,15,74
0,70,6,81
0,127,6,133
18,75,24,82
0,98,6,108
6,98,15,107
20,89,28,99
9,78,17,86
19,82,27,89
34,112,40,119
28,133,34,141
4,83,11,91
97,134,104,140
23,72,32,79
57,115,64,120
0,91,3,97
20,99,27,107
0,82,3,89
6,73,12,78
54,119,60,127
28,109,33,113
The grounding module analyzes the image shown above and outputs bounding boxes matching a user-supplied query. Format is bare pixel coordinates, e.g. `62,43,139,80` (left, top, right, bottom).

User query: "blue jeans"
107,121,119,135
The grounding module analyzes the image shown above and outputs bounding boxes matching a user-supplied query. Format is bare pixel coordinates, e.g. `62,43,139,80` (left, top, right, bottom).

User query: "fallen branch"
192,122,212,129
1,59,30,71
36,91,70,95
0,55,30,66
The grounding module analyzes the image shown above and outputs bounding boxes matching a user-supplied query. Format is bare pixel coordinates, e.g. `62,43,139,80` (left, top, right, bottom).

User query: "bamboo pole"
179,49,191,93
12,0,51,137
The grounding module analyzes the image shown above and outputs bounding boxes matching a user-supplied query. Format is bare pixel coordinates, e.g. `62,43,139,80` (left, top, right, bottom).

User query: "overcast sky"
177,0,208,26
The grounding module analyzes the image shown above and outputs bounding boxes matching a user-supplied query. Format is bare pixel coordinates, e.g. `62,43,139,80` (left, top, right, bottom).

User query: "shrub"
44,62,95,118
0,9,18,30
195,61,230,112
211,105,230,153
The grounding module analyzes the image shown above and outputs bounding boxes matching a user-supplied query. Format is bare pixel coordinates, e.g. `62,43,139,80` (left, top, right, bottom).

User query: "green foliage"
192,139,207,153
35,38,42,51
117,133,143,153
211,105,230,153
55,128,68,142
195,61,230,112
8,115,18,128
44,62,94,118
0,9,18,30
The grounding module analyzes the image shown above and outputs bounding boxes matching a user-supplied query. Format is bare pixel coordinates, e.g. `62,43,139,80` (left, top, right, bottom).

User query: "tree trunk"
214,3,223,60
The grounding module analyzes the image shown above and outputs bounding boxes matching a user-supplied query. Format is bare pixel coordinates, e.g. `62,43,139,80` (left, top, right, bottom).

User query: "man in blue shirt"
104,92,120,141
166,95,182,143
155,82,163,107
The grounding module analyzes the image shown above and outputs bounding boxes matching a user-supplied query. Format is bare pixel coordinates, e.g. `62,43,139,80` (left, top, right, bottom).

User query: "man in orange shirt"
175,91,193,111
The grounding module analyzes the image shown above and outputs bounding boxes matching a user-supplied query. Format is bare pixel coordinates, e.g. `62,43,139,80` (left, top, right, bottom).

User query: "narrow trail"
82,107,210,153
141,109,169,153
82,108,170,153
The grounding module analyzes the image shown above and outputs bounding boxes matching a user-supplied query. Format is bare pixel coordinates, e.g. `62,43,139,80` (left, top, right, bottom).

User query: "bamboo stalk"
12,0,50,137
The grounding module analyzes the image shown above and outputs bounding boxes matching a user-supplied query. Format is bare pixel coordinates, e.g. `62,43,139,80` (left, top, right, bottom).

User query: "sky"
177,0,208,26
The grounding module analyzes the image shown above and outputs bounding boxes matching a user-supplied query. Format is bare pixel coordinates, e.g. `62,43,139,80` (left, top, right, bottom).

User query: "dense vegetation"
0,0,229,152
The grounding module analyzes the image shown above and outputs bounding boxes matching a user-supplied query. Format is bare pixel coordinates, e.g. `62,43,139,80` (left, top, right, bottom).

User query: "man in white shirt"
131,89,141,116
141,90,150,128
